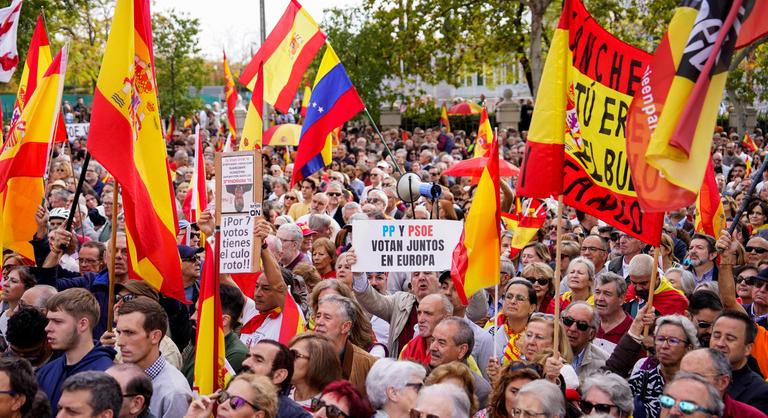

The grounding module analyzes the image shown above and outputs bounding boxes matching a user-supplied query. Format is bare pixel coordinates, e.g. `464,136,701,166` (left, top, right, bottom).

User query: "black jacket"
729,364,768,415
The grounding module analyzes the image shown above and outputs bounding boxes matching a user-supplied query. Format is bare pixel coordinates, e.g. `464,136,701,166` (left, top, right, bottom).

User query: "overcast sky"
154,0,361,63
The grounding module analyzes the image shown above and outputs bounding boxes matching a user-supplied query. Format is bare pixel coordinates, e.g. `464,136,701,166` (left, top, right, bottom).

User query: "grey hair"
501,230,514,240
518,379,565,417
277,223,302,241
326,181,344,190
703,348,732,379
308,214,331,232
271,177,287,188
581,371,634,416
595,272,628,297
668,372,724,416
366,359,426,409
654,314,699,348
343,201,361,211
628,254,654,277
439,317,474,360
273,215,294,227
500,258,515,275
665,267,696,296
437,295,454,316
568,256,595,279
416,383,470,418
318,294,356,322
367,189,389,207
563,301,600,330
61,371,122,417
695,281,720,295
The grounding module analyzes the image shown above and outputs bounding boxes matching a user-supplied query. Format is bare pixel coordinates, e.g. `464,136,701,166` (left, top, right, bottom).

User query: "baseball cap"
297,222,316,237
177,245,204,260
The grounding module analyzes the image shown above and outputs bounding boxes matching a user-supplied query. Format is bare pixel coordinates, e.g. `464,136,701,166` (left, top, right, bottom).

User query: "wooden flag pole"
106,183,120,329
552,194,565,355
643,246,660,337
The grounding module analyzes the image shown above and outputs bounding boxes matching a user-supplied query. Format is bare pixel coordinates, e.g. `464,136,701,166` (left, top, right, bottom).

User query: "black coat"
729,365,768,415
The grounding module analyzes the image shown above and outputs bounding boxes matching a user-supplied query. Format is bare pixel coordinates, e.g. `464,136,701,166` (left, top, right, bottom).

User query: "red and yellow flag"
239,0,326,112
627,0,761,212
440,102,451,133
193,238,230,395
516,0,663,245
240,61,264,151
501,198,547,259
87,0,186,302
694,158,725,240
164,115,175,142
474,106,492,157
743,132,757,153
300,81,311,118
451,133,500,304
0,47,67,260
182,125,207,223
223,50,237,139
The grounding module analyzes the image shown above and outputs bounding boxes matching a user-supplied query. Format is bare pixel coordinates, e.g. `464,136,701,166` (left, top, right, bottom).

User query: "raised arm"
715,229,747,314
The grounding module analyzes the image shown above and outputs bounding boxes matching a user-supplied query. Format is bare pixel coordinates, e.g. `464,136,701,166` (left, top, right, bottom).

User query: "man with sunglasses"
325,182,347,227
744,269,768,328
561,302,610,381
659,372,724,418
178,245,203,309
744,236,768,267
679,348,766,418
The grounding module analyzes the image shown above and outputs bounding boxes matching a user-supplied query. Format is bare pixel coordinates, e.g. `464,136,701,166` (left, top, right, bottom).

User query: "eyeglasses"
504,293,528,303
511,408,548,417
311,398,350,418
580,246,606,253
754,280,768,290
114,293,136,304
284,196,297,201
290,349,310,360
654,335,689,346
659,394,717,415
217,390,259,411
736,275,756,285
410,409,440,418
523,276,550,286
746,246,768,254
530,313,555,321
562,316,592,331
404,382,424,392
181,255,200,263
367,198,382,204
79,258,101,265
579,400,617,414
696,321,713,329
326,192,342,197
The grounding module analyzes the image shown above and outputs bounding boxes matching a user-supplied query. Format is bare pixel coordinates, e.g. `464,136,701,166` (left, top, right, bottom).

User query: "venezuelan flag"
87,0,187,302
239,0,326,112
300,81,311,118
223,50,237,139
0,47,67,260
451,134,501,304
291,44,364,187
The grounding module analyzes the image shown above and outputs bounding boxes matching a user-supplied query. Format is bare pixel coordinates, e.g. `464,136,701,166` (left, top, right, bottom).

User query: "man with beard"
687,234,719,285
686,290,723,348
240,340,310,417
624,254,688,317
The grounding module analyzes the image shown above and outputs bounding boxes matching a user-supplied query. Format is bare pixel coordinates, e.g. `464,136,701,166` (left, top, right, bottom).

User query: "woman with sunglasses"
311,380,373,418
184,374,278,418
288,333,342,411
547,257,595,314
475,361,540,418
579,371,633,417
734,265,758,305
521,263,554,313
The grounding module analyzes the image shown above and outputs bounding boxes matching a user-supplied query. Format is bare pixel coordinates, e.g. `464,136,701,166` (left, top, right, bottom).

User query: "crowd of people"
1,99,768,418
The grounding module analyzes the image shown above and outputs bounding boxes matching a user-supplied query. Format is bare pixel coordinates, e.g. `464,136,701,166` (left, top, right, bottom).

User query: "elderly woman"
311,238,337,279
334,252,354,289
513,380,565,418
522,262,554,313
665,267,696,298
184,374,278,418
475,361,541,418
425,362,479,415
311,380,373,418
366,359,426,418
547,257,595,313
579,371,633,417
288,333,342,410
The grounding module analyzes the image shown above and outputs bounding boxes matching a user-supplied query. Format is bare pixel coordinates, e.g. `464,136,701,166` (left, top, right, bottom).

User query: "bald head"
21,285,58,309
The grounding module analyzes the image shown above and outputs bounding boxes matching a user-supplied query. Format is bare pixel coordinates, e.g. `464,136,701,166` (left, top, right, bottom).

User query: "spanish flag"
451,134,501,304
182,125,207,223
164,115,175,142
240,61,264,151
0,47,67,260
291,44,364,187
300,81,311,118
502,198,547,259
694,158,725,239
627,0,760,212
193,238,230,395
474,106,492,157
239,0,326,112
440,102,451,133
12,15,67,145
223,50,238,140
87,0,187,303
743,132,757,153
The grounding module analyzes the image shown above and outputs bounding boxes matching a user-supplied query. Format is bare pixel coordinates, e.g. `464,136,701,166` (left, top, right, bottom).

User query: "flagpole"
363,107,404,176
643,246,660,337
493,283,499,361
552,194,564,356
106,183,120,329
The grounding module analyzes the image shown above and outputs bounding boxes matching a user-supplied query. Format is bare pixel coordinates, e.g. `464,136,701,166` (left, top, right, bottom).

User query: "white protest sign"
219,206,261,273
66,123,89,141
351,219,463,272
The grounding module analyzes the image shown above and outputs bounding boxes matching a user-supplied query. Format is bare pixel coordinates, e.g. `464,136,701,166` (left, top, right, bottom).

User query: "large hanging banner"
516,0,664,245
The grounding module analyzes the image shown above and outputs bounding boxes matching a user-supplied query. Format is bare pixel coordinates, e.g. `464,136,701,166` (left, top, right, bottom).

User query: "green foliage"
152,10,205,118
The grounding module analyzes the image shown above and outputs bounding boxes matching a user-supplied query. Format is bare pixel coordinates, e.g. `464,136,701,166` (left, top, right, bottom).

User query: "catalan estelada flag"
239,0,325,112
451,135,500,304
627,0,760,212
291,44,364,187
193,238,230,395
240,61,264,151
743,132,757,153
87,0,187,302
12,15,66,145
300,81,311,118
223,50,238,140
474,106,492,157
182,125,207,223
0,47,67,260
440,102,451,133
694,158,725,239
501,198,547,259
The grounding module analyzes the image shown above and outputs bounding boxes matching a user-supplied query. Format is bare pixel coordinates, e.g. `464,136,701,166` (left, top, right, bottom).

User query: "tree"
152,10,205,118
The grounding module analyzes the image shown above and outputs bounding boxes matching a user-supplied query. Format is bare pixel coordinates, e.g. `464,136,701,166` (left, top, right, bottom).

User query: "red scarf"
240,307,282,334
399,335,431,367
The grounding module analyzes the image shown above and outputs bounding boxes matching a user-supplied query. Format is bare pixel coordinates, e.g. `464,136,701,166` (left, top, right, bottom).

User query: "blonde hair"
526,314,573,363
425,362,478,414
230,374,278,418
